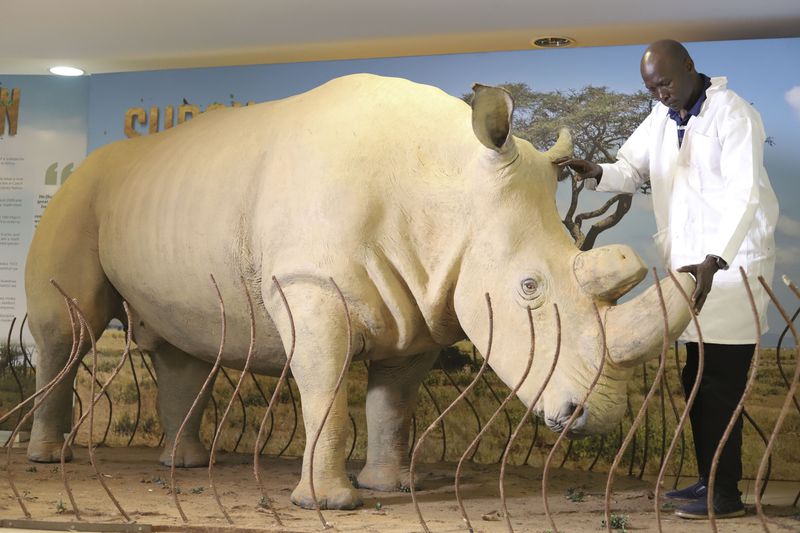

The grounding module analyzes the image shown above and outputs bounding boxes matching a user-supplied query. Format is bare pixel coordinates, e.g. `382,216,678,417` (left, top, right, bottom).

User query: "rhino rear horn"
471,84,515,154
546,127,573,162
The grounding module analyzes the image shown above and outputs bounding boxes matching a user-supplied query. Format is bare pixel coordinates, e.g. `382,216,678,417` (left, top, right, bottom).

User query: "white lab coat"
590,76,779,344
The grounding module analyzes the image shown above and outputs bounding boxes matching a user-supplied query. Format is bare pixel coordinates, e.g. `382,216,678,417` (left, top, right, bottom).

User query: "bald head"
640,39,703,115
642,39,692,67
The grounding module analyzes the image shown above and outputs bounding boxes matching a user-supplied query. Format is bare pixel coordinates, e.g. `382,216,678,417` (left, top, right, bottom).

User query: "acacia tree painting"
467,84,653,250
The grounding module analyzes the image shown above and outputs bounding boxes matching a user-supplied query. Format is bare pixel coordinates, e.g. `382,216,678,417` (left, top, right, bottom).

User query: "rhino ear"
471,84,516,154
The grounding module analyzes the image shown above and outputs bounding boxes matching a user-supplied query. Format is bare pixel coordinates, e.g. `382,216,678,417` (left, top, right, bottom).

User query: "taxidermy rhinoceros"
25,73,693,509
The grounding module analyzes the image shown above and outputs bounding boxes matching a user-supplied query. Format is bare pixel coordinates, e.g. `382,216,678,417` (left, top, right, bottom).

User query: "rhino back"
91,74,477,367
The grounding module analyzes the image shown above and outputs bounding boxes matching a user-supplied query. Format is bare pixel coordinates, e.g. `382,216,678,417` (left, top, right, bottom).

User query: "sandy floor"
1,446,798,532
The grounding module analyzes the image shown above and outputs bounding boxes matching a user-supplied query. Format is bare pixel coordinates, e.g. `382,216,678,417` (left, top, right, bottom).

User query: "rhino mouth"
544,402,590,436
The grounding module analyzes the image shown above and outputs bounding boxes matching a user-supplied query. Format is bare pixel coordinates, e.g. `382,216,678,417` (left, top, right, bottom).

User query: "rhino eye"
520,278,539,297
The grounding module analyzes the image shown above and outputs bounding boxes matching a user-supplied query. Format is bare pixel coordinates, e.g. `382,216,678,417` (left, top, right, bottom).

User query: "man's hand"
553,157,603,182
677,255,722,313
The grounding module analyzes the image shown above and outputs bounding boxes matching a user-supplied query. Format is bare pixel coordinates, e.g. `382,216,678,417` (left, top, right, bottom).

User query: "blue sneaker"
674,494,745,520
665,479,707,499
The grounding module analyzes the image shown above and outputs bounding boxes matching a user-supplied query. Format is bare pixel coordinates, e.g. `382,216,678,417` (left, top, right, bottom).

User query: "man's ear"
685,57,696,73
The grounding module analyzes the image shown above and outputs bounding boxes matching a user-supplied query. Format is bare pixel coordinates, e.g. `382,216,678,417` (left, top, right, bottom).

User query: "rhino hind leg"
357,350,439,492
147,344,214,468
26,247,121,463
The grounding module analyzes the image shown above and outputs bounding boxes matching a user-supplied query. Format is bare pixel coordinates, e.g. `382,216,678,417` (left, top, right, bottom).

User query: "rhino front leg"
148,344,214,467
357,351,438,491
276,289,361,510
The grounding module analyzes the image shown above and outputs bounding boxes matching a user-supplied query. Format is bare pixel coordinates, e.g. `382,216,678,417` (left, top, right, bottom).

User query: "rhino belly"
98,226,288,376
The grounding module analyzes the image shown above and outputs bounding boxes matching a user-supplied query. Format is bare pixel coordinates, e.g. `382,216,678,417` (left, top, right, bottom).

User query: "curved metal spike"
410,293,493,533
501,304,561,532
457,305,535,532
543,303,605,533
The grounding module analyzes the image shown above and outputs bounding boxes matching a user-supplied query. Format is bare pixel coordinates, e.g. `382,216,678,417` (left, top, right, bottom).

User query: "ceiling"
2,0,799,75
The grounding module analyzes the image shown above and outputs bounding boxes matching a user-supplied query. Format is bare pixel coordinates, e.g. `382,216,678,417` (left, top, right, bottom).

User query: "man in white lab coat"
556,39,778,519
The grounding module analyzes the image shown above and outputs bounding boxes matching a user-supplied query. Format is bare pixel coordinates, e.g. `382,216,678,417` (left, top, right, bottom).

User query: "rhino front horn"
574,244,647,301
604,272,695,367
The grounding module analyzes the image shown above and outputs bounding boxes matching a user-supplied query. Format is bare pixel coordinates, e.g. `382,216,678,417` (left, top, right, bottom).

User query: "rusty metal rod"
742,408,772,499
347,412,357,461
137,347,166,447
218,367,247,453
170,274,226,523
409,413,417,458
1,316,15,369
18,314,34,371
639,361,651,480
655,271,703,532
438,360,484,461
753,276,800,531
59,308,85,520
253,276,296,527
421,381,447,462
786,276,800,299
137,348,158,386
0,279,84,518
125,346,142,447
605,270,669,533
523,416,539,466
277,380,299,457
478,371,514,463
663,348,687,489
248,373,275,453
57,287,132,522
78,360,113,446
707,270,761,531
543,303,606,533
501,304,562,533
658,371,667,473
60,302,133,521
307,278,355,530
588,435,605,472
456,306,535,532
410,293,493,533
558,439,574,470
208,278,257,525
0,299,80,429
3,317,25,431
4,285,84,518
70,386,83,446
774,307,800,418
625,397,636,477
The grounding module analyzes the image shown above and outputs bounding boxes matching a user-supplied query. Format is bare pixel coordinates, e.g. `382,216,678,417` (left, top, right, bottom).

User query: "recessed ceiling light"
531,36,575,48
49,66,85,76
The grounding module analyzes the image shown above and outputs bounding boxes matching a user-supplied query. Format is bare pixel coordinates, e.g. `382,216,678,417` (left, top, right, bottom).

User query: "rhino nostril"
560,401,579,419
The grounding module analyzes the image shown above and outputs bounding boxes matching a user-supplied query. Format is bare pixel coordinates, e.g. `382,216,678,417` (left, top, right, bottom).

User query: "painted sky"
82,37,800,345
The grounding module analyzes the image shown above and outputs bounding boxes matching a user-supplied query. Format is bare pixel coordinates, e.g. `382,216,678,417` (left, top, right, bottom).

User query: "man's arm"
677,254,722,313
705,110,764,266
555,111,654,193
677,106,764,313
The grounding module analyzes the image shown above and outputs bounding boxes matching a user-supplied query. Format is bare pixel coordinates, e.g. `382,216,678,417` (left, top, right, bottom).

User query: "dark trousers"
681,342,754,496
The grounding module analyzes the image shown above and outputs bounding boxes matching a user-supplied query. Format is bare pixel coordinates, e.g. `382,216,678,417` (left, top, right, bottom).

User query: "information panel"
0,76,88,345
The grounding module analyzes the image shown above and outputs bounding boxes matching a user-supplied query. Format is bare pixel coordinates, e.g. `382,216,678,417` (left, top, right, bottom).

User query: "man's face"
640,53,695,113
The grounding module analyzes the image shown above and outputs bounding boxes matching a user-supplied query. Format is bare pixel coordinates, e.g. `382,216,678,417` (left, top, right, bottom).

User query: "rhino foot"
357,464,417,492
291,480,362,510
159,438,209,468
27,439,73,463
